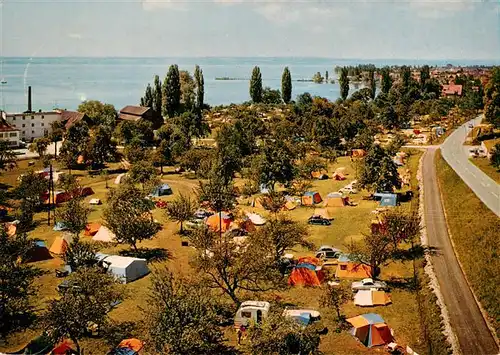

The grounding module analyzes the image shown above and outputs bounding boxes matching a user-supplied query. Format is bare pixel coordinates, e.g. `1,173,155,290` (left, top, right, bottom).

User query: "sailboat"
0,78,6,85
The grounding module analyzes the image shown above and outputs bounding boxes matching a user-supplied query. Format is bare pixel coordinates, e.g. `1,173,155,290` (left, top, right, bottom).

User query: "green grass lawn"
469,157,500,184
1,154,435,354
436,150,500,339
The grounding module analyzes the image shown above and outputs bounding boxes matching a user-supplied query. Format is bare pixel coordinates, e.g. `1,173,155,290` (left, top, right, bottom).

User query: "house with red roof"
0,117,21,147
441,84,463,96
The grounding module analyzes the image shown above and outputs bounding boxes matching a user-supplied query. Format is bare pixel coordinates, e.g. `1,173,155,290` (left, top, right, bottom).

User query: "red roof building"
441,84,463,96
118,105,152,123
57,110,90,129
0,118,21,147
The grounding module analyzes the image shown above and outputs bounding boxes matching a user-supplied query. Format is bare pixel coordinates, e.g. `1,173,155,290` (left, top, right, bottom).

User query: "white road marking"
491,192,499,198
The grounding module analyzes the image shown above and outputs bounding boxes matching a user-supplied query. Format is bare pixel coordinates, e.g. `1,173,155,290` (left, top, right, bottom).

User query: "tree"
320,283,351,320
281,67,292,104
420,65,430,90
386,133,407,156
491,143,500,170
153,139,171,174
339,67,350,100
251,215,312,266
163,65,181,118
0,140,16,171
401,66,411,90
262,87,282,105
299,155,326,179
325,70,329,83
43,267,125,355
87,125,117,167
194,65,205,110
484,91,500,128
197,166,235,213
381,67,393,94
312,72,324,84
368,68,376,100
296,92,313,109
15,170,47,210
77,100,116,127
0,230,43,335
180,70,196,111
179,148,213,178
55,198,90,238
146,268,228,354
244,313,322,354
140,83,154,109
152,75,164,127
49,120,65,157
379,105,400,130
250,66,263,103
29,137,51,159
58,121,90,169
123,138,149,164
165,193,196,234
359,145,401,192
128,160,158,191
259,190,286,215
63,238,99,273
103,184,161,251
254,139,296,190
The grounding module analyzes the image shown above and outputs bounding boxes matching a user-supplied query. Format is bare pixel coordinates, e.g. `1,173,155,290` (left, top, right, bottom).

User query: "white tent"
354,290,392,307
114,173,125,185
96,253,149,283
245,212,266,225
92,226,116,242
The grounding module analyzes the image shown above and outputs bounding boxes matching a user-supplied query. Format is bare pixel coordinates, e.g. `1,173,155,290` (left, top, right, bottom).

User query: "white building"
0,119,21,147
1,110,61,142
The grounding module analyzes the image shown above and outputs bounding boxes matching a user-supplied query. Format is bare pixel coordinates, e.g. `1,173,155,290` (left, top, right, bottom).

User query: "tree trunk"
73,338,81,355
132,241,138,252
180,221,183,235
160,164,163,174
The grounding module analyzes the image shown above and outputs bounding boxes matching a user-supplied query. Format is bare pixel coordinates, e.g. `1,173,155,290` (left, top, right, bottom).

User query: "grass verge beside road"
436,150,500,339
469,157,500,184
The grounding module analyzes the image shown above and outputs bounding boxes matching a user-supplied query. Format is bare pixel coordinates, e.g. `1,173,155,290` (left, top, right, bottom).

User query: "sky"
0,0,499,60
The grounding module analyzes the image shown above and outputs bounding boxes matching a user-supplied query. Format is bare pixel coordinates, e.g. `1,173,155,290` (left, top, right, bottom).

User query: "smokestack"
28,86,32,112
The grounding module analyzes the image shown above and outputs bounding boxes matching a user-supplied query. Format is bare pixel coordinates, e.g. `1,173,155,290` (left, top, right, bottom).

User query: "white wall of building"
3,112,62,141
0,130,20,147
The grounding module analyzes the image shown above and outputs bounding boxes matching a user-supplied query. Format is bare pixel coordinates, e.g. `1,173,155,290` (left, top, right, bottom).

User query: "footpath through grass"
469,157,500,184
436,150,500,338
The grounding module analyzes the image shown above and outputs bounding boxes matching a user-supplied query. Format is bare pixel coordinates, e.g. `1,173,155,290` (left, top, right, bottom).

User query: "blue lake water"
0,57,497,113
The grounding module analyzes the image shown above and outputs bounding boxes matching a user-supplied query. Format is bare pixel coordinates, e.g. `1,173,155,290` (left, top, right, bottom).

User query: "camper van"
234,301,270,327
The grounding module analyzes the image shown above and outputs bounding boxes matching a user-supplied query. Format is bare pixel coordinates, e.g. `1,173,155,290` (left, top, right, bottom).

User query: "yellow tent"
283,201,297,211
49,233,73,256
323,193,346,207
314,208,333,220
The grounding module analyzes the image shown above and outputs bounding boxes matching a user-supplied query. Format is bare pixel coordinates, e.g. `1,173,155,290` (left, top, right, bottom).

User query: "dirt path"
423,147,498,354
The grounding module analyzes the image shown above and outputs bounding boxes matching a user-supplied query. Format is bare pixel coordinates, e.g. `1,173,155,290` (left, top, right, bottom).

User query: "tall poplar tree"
140,84,154,108
401,65,411,90
250,66,263,103
339,67,349,101
153,75,163,122
281,67,292,104
381,67,393,94
368,68,376,99
162,65,181,118
194,65,204,110
420,65,430,90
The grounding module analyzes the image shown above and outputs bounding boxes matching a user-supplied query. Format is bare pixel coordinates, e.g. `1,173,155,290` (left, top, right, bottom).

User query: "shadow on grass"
386,276,418,292
392,245,439,262
119,248,172,263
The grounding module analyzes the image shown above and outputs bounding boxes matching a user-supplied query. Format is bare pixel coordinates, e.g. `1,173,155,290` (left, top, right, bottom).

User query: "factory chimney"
28,86,32,113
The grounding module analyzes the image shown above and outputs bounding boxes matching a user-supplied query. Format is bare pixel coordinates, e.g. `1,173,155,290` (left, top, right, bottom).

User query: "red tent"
288,259,325,287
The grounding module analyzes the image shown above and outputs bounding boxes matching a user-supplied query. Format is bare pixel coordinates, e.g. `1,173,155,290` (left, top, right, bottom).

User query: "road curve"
441,116,500,217
422,147,499,355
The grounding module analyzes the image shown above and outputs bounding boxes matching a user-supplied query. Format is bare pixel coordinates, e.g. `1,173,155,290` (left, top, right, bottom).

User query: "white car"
315,250,342,261
351,278,388,292
339,185,358,194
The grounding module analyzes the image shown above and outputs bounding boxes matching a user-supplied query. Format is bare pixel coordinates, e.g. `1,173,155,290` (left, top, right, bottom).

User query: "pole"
47,164,52,225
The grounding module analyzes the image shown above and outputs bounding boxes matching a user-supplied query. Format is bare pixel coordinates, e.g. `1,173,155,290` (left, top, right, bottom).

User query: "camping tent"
206,213,232,232
283,201,297,211
347,313,393,348
301,191,322,206
250,197,265,209
352,149,367,158
354,290,392,307
25,241,52,262
49,233,73,256
114,173,126,185
313,208,333,220
323,192,347,207
92,226,117,242
150,184,172,197
311,170,329,180
335,255,373,279
51,339,76,355
85,222,101,236
335,167,347,175
288,257,325,287
245,212,267,226
96,253,149,283
332,172,346,181
231,218,256,233
3,222,16,237
373,193,398,207
110,338,144,355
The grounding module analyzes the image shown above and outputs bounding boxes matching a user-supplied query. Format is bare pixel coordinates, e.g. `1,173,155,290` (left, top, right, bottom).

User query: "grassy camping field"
1,153,437,354
469,157,500,184
436,150,500,339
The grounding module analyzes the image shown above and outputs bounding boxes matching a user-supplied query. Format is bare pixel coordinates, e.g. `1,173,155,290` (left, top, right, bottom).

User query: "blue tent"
149,184,172,197
373,193,398,207
296,263,317,271
292,313,311,325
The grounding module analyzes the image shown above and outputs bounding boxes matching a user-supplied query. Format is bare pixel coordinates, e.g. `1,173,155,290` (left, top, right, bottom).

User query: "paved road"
422,147,499,355
441,117,500,217
13,141,60,160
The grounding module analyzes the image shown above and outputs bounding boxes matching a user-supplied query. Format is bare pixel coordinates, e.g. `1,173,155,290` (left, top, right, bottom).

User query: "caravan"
234,301,270,328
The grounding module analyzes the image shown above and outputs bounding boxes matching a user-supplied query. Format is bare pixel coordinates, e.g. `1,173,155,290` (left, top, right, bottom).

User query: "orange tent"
324,193,346,207
347,313,393,347
336,256,373,279
51,339,76,355
283,201,297,211
332,172,346,181
288,260,325,287
206,213,232,232
84,222,101,236
301,192,322,206
49,233,73,256
231,218,256,233
117,338,144,352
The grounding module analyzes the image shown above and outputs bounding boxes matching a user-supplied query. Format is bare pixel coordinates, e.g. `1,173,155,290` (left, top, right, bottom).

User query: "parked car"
308,215,331,226
57,280,82,293
339,185,358,194
317,245,342,253
194,209,213,219
315,250,342,261
351,278,388,292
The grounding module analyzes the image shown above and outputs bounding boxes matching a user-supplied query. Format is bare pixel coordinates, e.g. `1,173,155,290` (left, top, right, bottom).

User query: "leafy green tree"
77,100,116,127
128,160,158,191
281,67,292,104
296,92,313,109
140,83,154,109
55,198,90,238
0,140,16,171
321,283,351,320
386,133,407,156
484,92,500,128
43,267,125,355
58,121,90,169
15,170,47,210
153,75,164,127
88,125,117,167
381,67,393,94
103,184,161,251
401,65,411,90
153,139,172,174
299,155,326,179
146,268,228,354
262,87,282,104
197,165,235,213
359,145,401,192
165,193,197,234
379,105,400,129
163,64,181,118
63,239,99,273
325,70,329,83
0,230,43,336
339,67,349,100
194,65,205,110
179,148,212,178
180,70,196,111
420,65,430,90
253,139,296,190
49,120,65,157
250,66,263,103
29,137,51,159
123,138,149,164
244,313,322,354
490,143,500,169
115,120,154,145
368,68,376,99
312,72,324,84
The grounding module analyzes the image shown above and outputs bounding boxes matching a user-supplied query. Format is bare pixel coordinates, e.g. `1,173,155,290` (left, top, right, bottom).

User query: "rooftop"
120,105,150,116
0,120,20,132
